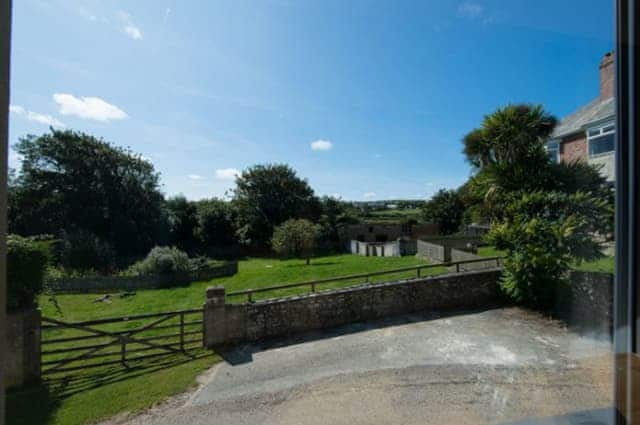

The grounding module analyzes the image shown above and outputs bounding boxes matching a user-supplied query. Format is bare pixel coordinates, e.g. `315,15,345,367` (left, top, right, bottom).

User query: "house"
547,52,615,182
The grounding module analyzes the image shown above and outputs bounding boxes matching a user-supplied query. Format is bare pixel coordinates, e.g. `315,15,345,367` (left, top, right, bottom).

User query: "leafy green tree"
195,198,238,252
7,235,51,311
271,219,320,265
233,164,320,247
487,191,611,309
316,196,360,252
422,189,465,235
9,129,168,265
166,196,199,252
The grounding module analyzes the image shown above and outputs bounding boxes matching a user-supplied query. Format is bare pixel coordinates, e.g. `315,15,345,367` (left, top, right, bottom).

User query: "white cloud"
118,10,143,40
363,192,377,200
53,93,128,122
124,25,143,40
10,104,65,127
215,168,240,181
458,2,484,20
188,174,205,180
310,139,333,151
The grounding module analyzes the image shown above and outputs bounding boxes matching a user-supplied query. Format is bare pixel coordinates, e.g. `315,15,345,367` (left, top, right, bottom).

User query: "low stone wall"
450,249,499,271
49,261,238,293
554,271,613,337
4,309,41,388
204,269,502,346
417,236,483,263
417,240,446,262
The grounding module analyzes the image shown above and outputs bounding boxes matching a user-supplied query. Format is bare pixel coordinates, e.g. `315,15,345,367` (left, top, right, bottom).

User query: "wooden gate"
41,308,203,376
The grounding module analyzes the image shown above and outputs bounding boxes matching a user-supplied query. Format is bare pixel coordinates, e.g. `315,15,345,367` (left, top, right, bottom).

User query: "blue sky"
9,0,613,201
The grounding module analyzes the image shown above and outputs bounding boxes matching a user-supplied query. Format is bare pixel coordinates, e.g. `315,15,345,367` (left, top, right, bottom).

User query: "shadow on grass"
6,350,217,425
216,305,504,366
283,261,339,268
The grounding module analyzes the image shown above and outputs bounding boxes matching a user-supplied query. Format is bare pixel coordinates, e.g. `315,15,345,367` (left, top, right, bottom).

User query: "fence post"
417,267,421,278
179,312,185,352
311,282,316,293
120,336,126,367
247,290,253,303
204,286,227,347
455,263,460,273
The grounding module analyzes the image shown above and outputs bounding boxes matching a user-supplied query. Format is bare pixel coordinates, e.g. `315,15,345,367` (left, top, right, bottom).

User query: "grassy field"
477,246,614,274
362,208,423,223
9,254,439,425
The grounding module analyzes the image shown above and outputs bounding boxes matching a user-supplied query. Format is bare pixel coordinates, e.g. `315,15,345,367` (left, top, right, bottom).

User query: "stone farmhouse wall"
49,261,238,293
204,269,502,346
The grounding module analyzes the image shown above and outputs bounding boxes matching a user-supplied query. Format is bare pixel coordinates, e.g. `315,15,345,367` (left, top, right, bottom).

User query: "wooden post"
247,290,253,303
179,312,185,352
417,267,421,278
120,336,127,367
456,263,460,273
311,282,316,293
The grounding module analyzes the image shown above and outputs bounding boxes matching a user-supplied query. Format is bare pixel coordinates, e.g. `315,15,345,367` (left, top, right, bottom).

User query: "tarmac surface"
102,307,614,425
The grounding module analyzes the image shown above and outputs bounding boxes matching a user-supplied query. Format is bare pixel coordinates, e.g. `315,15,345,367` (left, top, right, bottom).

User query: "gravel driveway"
102,307,614,425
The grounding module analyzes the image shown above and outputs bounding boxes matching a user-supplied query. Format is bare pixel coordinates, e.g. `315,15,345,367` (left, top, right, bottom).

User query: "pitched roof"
551,96,615,139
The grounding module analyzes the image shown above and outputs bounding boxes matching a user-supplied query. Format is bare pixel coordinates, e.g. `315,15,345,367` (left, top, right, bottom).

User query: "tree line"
8,129,361,273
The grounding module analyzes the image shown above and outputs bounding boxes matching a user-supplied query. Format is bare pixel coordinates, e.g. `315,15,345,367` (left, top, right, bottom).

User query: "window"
588,122,615,157
546,141,560,163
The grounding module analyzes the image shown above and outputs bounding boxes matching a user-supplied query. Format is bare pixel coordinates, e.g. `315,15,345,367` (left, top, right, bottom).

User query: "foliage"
55,229,117,274
7,234,51,311
487,191,610,309
316,196,360,252
195,198,238,251
9,129,168,265
127,246,192,276
166,196,199,253
422,189,465,235
233,164,320,247
271,219,320,264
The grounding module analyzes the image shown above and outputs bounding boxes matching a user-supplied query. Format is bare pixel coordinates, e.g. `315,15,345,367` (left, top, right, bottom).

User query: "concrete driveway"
105,308,613,425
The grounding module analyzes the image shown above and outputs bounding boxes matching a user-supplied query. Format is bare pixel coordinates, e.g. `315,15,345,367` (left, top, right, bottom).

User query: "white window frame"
587,121,615,158
546,140,560,164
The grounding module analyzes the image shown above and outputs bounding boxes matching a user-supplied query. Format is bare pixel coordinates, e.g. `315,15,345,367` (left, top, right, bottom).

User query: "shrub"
127,246,192,276
487,191,610,310
7,235,51,311
422,189,465,235
55,230,117,274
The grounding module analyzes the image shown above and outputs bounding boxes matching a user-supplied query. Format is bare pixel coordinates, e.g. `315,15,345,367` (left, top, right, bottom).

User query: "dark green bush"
7,235,51,311
55,230,117,274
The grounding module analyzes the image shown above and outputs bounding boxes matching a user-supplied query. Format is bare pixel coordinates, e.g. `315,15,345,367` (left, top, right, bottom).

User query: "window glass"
589,133,615,156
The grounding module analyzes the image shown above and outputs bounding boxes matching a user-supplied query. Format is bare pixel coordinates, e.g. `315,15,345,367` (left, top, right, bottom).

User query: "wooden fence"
226,256,504,303
40,309,203,376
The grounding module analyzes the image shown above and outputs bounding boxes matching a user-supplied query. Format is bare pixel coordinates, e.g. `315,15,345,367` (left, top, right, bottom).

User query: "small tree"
422,189,465,235
271,219,319,265
487,191,610,309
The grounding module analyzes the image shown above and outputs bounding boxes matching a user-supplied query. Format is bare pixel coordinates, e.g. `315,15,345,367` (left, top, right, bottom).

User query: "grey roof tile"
552,97,615,138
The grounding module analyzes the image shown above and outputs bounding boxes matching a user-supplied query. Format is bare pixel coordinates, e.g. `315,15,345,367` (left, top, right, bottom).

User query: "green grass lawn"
477,246,614,274
9,254,439,425
362,208,423,223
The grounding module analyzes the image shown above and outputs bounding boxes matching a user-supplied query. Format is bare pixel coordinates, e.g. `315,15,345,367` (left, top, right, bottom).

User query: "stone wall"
417,236,483,263
554,271,613,337
417,240,446,263
450,249,500,271
4,309,41,388
49,261,238,293
204,269,502,346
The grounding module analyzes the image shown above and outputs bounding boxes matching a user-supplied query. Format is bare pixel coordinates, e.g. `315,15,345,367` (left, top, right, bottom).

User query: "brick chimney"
599,51,614,100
